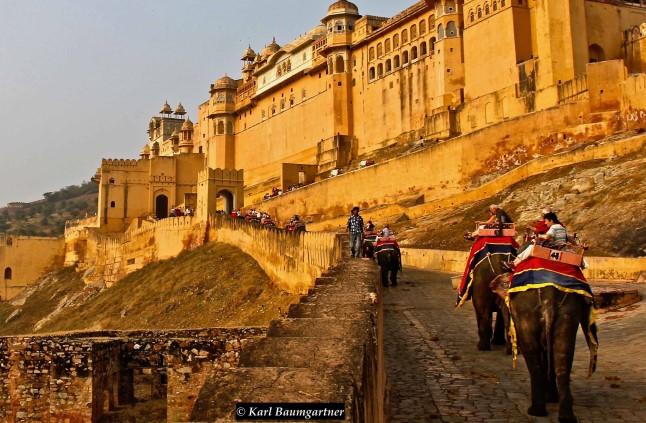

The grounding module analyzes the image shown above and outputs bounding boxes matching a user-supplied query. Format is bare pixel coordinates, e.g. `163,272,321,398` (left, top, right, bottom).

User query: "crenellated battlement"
100,158,142,168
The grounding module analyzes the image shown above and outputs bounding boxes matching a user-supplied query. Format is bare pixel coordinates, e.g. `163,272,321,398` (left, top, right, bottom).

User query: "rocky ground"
390,150,646,257
0,242,298,335
385,268,646,423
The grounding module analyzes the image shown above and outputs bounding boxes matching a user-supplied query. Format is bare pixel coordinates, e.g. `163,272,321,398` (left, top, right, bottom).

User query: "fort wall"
206,216,344,293
401,248,646,282
0,235,64,301
257,98,597,225
65,215,344,294
0,328,266,423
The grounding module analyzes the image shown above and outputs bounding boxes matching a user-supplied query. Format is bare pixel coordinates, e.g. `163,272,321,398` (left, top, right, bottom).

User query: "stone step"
299,292,369,305
267,318,368,338
188,367,353,422
287,302,372,319
239,337,363,370
592,285,642,309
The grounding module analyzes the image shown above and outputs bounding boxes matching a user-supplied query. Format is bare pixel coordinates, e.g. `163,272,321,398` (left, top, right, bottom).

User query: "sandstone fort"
0,1,645,422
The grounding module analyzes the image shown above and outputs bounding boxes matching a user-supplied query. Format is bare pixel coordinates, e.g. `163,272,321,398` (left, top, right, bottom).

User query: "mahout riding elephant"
375,249,400,287
469,253,511,352
510,286,597,423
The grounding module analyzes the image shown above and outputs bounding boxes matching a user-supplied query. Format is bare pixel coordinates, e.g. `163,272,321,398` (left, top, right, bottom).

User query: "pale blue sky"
0,0,412,206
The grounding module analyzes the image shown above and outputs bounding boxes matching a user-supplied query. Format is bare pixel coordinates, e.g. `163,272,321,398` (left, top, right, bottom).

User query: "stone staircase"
187,238,384,422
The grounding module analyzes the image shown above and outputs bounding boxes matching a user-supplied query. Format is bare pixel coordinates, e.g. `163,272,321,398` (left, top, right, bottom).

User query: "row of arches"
369,39,436,81
152,189,236,219
369,20,459,63
468,0,523,23
368,14,442,62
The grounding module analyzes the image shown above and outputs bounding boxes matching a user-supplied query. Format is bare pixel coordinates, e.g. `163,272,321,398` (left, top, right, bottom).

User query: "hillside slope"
0,242,298,335
0,181,98,236
392,150,646,257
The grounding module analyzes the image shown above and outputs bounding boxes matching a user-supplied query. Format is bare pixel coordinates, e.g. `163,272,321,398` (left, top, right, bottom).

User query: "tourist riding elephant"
375,249,401,287
510,286,597,423
469,253,511,352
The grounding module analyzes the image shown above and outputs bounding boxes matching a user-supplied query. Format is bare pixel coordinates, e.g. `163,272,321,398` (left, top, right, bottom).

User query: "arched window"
386,59,392,72
429,16,435,31
5,237,12,247
493,1,498,11
402,29,409,44
437,24,445,40
478,7,483,18
501,0,506,6
447,21,457,37
369,67,376,80
4,267,12,280
369,47,375,61
412,46,418,60
377,43,383,58
470,10,475,22
485,2,490,15
226,120,234,134
446,0,456,13
393,34,400,48
411,24,417,40
420,41,427,56
335,55,345,73
377,63,384,77
110,201,116,208
327,57,333,74
109,178,115,184
394,55,401,68
420,20,427,35
589,44,606,63
430,37,437,54
385,39,391,54
217,121,225,134
403,50,409,65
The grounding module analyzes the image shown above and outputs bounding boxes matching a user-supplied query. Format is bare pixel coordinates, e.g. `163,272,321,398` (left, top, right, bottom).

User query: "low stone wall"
207,215,344,293
401,248,646,282
0,328,266,423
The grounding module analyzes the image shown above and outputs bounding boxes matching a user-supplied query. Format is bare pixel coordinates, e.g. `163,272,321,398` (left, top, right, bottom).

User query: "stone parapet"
0,328,266,423
401,248,646,282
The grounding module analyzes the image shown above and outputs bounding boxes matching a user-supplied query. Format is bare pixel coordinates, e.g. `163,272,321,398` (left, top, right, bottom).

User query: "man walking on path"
347,206,364,258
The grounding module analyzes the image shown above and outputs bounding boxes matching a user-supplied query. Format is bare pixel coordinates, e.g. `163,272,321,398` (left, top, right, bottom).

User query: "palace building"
92,0,646,232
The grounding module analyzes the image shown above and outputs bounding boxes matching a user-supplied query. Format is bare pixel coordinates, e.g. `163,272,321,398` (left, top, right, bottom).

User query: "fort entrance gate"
197,168,244,220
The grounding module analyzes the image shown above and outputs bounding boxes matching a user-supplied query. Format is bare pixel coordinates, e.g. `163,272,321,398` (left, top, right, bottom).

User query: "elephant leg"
500,302,512,355
546,350,559,403
492,308,506,345
553,297,583,423
511,292,548,417
473,299,493,351
380,266,389,287
390,269,398,286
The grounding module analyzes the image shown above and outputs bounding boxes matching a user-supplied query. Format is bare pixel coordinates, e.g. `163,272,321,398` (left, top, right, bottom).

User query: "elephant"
469,253,512,352
375,249,401,287
510,286,597,423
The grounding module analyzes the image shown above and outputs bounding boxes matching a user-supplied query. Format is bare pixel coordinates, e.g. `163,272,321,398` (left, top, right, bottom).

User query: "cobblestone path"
384,267,646,423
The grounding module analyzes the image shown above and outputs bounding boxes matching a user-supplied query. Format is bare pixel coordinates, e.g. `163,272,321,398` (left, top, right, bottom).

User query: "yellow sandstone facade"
5,0,646,298
86,0,646,233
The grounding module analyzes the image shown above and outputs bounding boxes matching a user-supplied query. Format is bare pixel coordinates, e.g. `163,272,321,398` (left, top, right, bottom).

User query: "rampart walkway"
385,268,646,423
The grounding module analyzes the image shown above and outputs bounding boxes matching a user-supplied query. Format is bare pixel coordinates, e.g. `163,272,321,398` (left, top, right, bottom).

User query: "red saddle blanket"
457,236,518,306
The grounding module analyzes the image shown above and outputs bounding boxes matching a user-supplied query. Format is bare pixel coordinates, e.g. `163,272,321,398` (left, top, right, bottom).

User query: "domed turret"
241,45,256,61
179,118,194,154
181,118,194,132
261,37,281,58
326,0,359,18
160,101,173,115
214,75,237,90
140,144,151,159
174,102,186,116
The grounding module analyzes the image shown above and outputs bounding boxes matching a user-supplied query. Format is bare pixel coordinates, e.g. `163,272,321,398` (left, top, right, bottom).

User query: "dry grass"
0,243,299,336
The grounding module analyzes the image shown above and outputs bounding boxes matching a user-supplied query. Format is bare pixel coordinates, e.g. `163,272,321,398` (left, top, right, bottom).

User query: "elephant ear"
581,307,599,377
